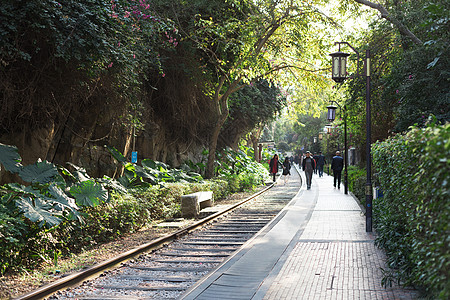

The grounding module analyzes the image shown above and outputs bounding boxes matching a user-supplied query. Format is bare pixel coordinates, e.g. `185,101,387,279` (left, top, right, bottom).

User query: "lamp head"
330,51,350,83
327,104,338,122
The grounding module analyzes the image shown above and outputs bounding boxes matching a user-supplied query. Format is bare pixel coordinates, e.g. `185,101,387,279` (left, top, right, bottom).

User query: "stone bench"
181,191,214,218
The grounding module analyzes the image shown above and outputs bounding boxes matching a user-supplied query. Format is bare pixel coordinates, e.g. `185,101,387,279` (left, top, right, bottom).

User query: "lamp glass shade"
318,133,323,140
327,105,337,122
330,51,350,83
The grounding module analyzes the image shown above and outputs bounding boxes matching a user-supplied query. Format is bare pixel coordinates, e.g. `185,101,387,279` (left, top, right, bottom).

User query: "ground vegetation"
0,142,269,279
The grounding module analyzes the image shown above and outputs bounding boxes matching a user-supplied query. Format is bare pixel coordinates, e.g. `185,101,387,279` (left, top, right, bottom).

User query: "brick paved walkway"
262,170,419,300
183,166,420,299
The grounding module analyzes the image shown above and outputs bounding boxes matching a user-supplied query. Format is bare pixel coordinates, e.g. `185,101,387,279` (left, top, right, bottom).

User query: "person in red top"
269,154,282,182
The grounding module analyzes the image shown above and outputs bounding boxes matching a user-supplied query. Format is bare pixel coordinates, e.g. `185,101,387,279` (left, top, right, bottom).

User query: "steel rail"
15,182,275,300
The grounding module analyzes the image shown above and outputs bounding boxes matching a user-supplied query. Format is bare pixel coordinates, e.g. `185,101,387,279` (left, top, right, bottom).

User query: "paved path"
182,166,419,299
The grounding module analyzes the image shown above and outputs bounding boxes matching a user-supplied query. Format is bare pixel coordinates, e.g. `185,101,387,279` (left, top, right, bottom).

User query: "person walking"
302,151,316,189
313,153,319,174
269,154,282,182
316,152,326,177
282,157,291,184
331,151,344,189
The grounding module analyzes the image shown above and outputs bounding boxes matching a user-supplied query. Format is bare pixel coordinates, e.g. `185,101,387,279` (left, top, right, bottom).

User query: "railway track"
18,170,301,300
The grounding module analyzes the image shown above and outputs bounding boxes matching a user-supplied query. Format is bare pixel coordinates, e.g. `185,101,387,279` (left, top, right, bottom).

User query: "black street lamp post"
327,102,348,195
330,42,372,232
365,49,372,233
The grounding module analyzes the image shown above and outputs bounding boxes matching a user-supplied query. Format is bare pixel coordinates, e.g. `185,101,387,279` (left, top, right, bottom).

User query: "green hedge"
372,120,449,299
347,165,366,205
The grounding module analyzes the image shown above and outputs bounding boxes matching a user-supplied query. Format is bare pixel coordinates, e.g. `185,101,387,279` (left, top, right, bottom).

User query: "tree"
351,0,422,45
335,0,449,162
219,80,286,149
0,0,179,172
168,0,333,177
0,0,176,131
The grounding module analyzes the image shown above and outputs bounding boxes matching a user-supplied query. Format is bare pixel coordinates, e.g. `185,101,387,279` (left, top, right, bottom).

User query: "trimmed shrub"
347,165,366,205
372,120,449,298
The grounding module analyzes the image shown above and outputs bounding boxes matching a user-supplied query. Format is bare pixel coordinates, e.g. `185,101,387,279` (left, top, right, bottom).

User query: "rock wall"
0,101,208,184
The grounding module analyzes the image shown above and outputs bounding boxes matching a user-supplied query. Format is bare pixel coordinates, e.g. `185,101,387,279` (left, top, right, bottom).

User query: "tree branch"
352,0,422,45
228,63,328,96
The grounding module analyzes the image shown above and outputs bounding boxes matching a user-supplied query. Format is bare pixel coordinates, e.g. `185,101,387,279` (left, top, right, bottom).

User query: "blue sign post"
131,151,138,163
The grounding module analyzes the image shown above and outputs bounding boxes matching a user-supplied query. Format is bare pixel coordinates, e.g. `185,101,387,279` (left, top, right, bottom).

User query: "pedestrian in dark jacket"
331,151,344,189
282,157,291,184
302,151,316,189
316,152,326,177
269,154,282,182
313,153,319,174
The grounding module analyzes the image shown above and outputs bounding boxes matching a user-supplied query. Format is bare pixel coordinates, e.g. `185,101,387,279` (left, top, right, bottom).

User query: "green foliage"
64,178,229,251
151,0,334,178
0,0,175,70
106,145,127,164
57,146,268,256
188,179,229,201
384,0,450,132
221,80,287,145
19,160,59,184
344,0,449,164
47,184,80,217
0,0,177,134
214,146,270,188
372,120,449,298
0,143,269,275
186,145,270,192
63,192,154,248
0,202,28,275
106,146,204,186
69,180,109,207
15,197,62,229
277,142,290,152
0,143,23,173
260,147,276,165
229,80,286,124
0,144,94,230
347,165,366,206
0,143,115,274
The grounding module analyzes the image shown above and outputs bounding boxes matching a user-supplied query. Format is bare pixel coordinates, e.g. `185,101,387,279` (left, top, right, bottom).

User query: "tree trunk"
205,78,241,178
250,125,263,162
252,137,259,162
205,113,228,178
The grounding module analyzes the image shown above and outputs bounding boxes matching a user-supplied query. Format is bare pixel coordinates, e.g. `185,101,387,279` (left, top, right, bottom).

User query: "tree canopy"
0,0,448,176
